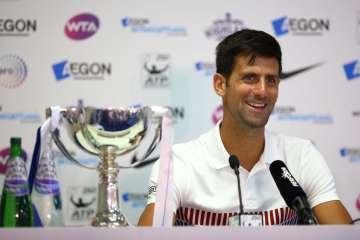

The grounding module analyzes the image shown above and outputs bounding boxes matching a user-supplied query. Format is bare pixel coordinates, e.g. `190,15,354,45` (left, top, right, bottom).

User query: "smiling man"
138,29,352,226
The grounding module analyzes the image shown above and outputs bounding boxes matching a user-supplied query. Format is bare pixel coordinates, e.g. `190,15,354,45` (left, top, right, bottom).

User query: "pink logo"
64,13,99,40
0,147,28,174
356,195,360,212
212,104,223,125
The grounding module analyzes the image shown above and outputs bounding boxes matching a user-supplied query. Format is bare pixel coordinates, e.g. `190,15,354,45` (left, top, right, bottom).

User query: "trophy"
46,105,166,227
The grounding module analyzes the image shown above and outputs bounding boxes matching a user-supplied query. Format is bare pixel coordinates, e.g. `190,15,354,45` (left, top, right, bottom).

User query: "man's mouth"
246,102,267,109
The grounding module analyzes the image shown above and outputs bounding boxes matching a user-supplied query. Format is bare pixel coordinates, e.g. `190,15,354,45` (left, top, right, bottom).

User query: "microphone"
229,155,244,224
269,160,318,225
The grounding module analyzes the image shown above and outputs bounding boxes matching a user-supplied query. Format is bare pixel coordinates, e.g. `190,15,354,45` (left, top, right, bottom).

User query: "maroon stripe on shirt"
216,212,222,225
200,210,205,225
264,211,269,225
194,209,200,225
275,208,280,225
222,213,228,225
269,209,275,225
189,208,194,225
205,211,211,225
184,207,189,222
280,208,284,224
210,212,216,225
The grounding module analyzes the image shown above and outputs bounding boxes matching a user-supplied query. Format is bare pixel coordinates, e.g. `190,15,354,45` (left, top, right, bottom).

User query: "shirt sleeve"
146,154,181,214
299,141,339,208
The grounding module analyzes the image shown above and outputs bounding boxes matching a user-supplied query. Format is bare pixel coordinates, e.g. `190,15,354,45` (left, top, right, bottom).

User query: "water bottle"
31,136,63,226
0,137,34,227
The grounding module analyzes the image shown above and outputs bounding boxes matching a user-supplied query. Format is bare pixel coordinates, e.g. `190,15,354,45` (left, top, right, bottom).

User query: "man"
138,29,352,226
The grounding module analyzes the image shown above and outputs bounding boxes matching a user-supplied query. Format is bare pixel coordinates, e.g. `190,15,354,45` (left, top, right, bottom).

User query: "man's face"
221,55,280,129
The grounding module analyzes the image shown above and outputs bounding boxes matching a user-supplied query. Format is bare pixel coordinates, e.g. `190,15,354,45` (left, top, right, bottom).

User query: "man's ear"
213,73,226,97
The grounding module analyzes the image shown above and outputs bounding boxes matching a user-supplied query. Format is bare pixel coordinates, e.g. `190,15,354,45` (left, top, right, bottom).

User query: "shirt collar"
208,120,283,170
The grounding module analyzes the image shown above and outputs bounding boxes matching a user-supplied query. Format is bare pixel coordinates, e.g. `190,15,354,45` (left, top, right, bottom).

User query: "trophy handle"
118,117,162,169
51,129,97,170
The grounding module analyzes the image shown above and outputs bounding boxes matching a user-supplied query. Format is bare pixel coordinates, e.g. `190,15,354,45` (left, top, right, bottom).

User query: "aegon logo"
0,19,37,36
340,147,360,162
65,13,99,40
122,192,147,208
343,59,360,81
52,60,111,81
121,17,186,36
272,16,330,37
195,61,215,76
0,55,27,88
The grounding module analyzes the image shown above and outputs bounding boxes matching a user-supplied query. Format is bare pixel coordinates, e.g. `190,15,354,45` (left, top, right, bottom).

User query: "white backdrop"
0,0,359,225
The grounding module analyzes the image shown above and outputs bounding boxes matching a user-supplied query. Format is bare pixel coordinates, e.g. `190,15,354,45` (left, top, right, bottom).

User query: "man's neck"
220,118,265,172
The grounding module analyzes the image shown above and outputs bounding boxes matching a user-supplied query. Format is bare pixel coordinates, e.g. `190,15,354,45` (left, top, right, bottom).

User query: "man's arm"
313,200,352,224
138,203,155,226
138,203,176,226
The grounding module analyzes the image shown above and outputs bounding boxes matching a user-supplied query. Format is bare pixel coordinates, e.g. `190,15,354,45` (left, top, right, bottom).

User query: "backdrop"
0,0,359,225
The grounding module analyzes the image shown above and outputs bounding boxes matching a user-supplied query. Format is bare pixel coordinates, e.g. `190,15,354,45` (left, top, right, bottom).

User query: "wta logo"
356,194,360,212
64,13,99,40
212,105,223,125
0,55,27,88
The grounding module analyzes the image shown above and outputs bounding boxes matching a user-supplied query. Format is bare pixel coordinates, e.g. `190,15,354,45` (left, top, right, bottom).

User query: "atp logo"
343,60,360,81
142,54,171,87
64,13,100,40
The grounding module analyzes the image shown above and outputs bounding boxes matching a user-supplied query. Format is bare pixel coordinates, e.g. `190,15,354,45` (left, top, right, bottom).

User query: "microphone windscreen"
269,160,307,208
229,155,239,170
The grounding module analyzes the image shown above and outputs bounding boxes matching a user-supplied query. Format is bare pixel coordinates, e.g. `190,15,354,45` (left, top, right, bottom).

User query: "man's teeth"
248,103,266,108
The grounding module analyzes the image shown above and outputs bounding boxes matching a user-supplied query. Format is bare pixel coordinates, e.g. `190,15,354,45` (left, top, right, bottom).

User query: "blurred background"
0,0,359,225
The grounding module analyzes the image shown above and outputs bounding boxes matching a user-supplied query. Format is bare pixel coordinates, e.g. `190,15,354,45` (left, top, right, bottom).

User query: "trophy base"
91,210,130,227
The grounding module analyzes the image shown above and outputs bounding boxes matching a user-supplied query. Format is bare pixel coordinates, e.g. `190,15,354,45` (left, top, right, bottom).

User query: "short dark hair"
215,29,282,80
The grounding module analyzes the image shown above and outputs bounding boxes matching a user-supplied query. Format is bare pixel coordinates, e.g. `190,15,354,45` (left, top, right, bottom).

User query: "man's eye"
267,76,279,84
243,75,255,81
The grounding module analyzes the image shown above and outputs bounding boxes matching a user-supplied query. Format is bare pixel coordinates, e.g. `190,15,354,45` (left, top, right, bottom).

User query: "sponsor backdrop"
0,0,359,225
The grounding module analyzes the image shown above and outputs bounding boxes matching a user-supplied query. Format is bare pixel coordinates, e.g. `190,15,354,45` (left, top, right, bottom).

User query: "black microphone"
229,155,244,224
269,160,318,225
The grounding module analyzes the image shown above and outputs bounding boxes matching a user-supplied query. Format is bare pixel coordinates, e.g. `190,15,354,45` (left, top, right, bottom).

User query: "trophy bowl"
47,105,164,227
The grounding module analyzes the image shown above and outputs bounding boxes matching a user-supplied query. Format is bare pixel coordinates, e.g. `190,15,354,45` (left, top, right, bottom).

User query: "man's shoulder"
172,127,213,156
266,129,313,147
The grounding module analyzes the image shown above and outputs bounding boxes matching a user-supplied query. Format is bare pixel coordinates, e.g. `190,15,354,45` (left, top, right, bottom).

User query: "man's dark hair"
216,29,282,80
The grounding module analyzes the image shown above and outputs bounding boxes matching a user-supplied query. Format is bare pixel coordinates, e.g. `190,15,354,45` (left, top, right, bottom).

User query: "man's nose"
253,79,267,97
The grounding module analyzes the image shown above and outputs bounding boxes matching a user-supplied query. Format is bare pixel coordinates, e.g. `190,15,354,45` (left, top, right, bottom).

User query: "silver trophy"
46,105,166,227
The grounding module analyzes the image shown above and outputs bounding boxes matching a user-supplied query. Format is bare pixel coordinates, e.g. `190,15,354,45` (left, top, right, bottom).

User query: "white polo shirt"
147,122,339,225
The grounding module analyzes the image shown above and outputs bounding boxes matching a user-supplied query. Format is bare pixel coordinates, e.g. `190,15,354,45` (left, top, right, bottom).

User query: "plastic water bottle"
31,137,63,226
0,137,34,227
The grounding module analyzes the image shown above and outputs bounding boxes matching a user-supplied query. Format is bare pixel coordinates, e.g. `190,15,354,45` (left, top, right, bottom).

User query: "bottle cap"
10,137,21,146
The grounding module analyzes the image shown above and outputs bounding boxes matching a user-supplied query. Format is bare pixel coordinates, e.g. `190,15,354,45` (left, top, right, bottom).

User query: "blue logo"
52,60,111,81
122,192,147,208
205,13,246,41
343,60,360,81
340,147,360,162
0,112,41,123
271,106,333,124
272,16,330,37
272,17,289,36
52,60,70,81
121,17,186,36
195,61,215,76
